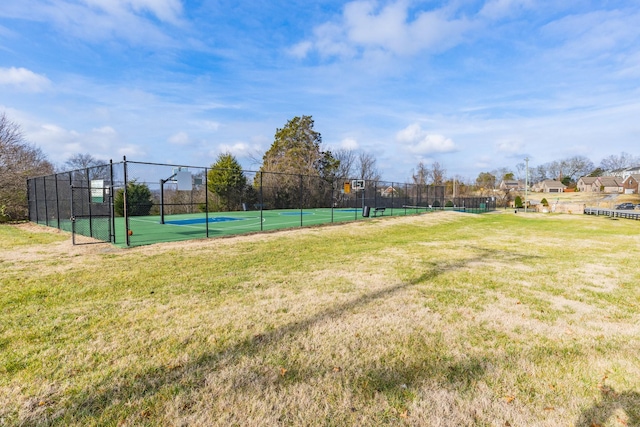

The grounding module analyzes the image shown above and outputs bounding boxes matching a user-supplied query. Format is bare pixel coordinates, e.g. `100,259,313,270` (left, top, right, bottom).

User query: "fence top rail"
28,158,449,189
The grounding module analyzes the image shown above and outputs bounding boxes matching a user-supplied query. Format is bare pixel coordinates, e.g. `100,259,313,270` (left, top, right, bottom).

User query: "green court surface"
108,207,429,247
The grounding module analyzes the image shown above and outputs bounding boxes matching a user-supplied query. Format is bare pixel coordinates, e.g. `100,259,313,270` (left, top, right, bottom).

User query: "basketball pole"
159,171,178,225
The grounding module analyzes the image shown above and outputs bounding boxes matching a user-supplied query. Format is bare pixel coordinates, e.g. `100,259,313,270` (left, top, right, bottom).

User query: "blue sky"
1,0,639,182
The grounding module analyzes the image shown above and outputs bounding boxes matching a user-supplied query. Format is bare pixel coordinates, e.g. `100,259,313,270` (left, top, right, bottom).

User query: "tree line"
474,153,640,191
2,110,638,220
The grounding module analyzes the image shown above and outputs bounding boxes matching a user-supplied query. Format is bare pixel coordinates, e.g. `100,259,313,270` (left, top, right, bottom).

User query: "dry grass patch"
1,212,639,426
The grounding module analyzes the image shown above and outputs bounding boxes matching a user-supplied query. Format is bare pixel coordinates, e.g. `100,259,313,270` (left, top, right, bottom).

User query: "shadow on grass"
575,386,640,427
32,247,534,424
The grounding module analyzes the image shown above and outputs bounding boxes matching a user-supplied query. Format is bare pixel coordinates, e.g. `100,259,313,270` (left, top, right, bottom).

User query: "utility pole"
453,177,456,199
524,157,529,213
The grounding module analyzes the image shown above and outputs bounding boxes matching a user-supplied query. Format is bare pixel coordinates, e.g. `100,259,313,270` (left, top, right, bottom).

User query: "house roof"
597,177,621,187
500,179,521,187
578,176,598,185
541,179,566,188
622,174,640,184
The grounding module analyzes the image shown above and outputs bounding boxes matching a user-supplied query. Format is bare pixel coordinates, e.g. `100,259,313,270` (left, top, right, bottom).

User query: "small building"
576,176,598,192
533,179,566,193
594,176,622,193
379,186,398,198
499,179,526,191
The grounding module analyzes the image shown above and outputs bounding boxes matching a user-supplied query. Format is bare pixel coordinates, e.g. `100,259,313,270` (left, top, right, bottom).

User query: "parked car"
615,202,635,210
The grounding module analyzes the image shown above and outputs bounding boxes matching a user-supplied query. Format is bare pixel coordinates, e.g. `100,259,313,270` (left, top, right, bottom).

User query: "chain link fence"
28,158,494,247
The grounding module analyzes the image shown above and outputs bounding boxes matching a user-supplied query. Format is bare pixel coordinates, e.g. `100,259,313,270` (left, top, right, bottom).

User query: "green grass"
1,212,639,426
0,222,67,248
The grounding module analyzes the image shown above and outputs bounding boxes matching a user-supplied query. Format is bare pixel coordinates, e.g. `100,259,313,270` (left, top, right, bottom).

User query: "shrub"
445,200,454,207
514,195,523,208
541,198,549,206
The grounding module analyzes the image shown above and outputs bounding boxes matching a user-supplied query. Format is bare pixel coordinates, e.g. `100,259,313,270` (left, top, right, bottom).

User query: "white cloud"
216,141,263,159
85,0,184,25
293,0,473,59
541,9,640,60
495,138,524,154
288,41,313,58
340,137,359,150
168,131,190,145
0,67,51,92
199,120,221,131
2,0,184,46
479,0,534,20
396,123,456,155
474,155,493,169
23,120,143,164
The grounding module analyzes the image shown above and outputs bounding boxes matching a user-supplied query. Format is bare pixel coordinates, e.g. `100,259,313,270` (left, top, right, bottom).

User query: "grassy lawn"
1,212,639,426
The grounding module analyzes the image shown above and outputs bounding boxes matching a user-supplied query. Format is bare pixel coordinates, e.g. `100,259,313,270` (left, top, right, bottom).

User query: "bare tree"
546,160,563,181
515,162,526,180
62,152,111,183
491,167,513,183
531,165,548,183
412,161,429,185
333,148,357,180
600,152,640,172
63,153,107,171
0,112,54,220
355,152,380,182
430,161,446,185
563,155,594,181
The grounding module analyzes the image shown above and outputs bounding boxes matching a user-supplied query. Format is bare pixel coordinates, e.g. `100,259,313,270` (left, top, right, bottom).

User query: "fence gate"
70,184,113,245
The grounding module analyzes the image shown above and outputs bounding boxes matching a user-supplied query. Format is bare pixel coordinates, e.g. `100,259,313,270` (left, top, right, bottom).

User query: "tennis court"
28,159,496,247
110,207,431,247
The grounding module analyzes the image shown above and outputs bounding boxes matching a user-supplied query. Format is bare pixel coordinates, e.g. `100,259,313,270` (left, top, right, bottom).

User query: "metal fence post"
300,174,303,227
70,183,76,245
331,180,334,223
110,160,116,244
32,178,38,223
85,167,93,238
43,175,49,226
405,183,408,215
205,167,209,238
123,156,130,247
391,181,394,215
54,174,61,229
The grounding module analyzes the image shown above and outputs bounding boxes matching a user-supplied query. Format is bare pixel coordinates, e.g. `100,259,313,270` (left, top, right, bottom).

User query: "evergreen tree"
258,116,338,209
114,181,153,216
207,153,247,211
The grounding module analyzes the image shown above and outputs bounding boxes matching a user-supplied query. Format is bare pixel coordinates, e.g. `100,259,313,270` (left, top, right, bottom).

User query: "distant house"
622,166,640,179
609,168,627,178
533,179,566,193
621,174,640,194
594,176,622,193
609,166,640,179
499,180,525,191
379,186,398,198
577,176,598,192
